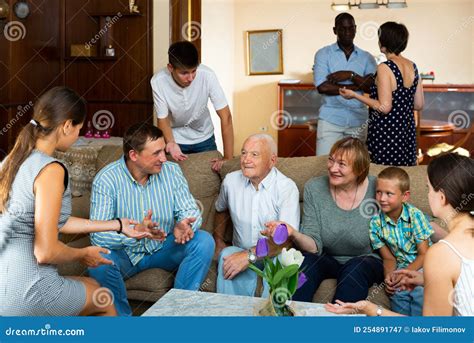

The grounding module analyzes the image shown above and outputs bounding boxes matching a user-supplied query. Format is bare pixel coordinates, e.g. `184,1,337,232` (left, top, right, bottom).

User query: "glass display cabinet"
278,83,474,158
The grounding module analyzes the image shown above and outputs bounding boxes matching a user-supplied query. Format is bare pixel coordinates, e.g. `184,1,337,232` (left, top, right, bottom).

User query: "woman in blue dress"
0,87,158,316
340,22,424,166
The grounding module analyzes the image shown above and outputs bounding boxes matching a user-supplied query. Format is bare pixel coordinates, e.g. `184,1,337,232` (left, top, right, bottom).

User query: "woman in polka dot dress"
340,22,424,166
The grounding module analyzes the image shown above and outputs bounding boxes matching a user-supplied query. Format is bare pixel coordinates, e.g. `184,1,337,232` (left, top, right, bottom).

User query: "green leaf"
248,264,265,278
287,272,298,295
275,257,282,271
267,257,276,276
264,259,273,283
273,264,299,286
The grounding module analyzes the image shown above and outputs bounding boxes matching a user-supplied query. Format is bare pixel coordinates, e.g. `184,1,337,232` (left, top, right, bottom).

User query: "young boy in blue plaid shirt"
370,167,433,316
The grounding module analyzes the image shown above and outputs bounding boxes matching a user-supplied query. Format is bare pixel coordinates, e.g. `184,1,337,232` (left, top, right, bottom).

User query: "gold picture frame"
246,29,283,75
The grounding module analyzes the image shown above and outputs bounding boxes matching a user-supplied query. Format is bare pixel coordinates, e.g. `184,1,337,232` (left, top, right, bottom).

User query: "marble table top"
142,289,359,317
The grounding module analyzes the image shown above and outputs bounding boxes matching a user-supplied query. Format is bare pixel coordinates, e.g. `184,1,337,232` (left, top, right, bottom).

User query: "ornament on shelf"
105,45,115,57
129,0,140,13
101,129,111,139
420,71,435,81
84,121,93,138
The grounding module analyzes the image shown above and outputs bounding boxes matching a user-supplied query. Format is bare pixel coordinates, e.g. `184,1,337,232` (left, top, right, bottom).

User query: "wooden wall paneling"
0,0,62,152
64,0,97,59
278,127,316,157
1,0,154,153
106,11,150,101
63,0,154,136
0,106,8,159
85,102,153,137
64,0,152,101
9,0,62,104
0,2,10,156
170,0,201,60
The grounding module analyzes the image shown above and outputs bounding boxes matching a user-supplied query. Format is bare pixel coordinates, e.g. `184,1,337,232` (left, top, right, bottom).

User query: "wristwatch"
247,249,257,263
376,305,383,316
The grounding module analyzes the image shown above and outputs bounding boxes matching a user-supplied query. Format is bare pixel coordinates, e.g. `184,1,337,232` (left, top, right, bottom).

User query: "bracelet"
116,218,123,234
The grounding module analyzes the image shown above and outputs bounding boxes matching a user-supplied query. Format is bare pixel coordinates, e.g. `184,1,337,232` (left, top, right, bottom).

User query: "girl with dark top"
340,22,424,166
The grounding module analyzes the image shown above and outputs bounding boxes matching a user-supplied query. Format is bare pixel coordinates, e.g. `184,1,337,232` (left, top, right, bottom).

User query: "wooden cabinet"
277,83,321,157
278,83,474,158
419,85,474,157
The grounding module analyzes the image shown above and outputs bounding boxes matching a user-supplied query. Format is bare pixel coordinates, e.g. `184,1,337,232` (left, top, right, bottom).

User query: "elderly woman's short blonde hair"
329,137,370,185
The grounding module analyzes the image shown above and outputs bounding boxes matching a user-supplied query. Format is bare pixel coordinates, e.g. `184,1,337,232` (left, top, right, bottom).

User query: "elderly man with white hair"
213,133,300,296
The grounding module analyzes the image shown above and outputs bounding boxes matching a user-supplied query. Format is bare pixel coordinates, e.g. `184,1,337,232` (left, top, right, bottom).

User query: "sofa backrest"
74,147,431,240
220,155,432,217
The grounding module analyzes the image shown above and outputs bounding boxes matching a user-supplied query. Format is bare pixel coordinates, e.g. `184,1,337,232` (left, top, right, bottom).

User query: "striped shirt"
90,157,201,265
369,202,432,269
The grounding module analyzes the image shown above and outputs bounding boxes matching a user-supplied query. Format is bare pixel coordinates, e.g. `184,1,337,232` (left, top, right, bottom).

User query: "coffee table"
142,289,359,316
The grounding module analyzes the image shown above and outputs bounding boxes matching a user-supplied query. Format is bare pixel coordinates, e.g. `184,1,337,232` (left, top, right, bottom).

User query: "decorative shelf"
64,56,117,61
87,11,143,17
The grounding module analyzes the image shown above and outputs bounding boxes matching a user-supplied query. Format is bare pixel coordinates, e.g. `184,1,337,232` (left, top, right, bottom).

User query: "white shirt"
151,64,228,145
215,168,300,250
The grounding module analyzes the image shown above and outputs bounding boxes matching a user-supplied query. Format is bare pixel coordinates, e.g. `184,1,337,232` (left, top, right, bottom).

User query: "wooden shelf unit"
278,83,474,158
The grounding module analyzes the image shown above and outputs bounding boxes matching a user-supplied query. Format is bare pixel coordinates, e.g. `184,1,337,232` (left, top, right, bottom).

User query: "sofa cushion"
71,191,92,218
175,151,222,233
220,156,432,216
126,261,218,303
54,147,99,197
96,145,123,171
125,268,175,293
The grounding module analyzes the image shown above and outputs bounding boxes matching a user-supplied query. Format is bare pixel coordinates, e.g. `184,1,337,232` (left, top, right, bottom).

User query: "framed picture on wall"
246,29,283,75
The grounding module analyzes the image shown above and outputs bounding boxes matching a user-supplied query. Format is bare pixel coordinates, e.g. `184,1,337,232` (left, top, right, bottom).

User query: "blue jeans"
293,253,384,303
390,286,424,316
217,246,269,297
179,135,217,154
88,230,214,316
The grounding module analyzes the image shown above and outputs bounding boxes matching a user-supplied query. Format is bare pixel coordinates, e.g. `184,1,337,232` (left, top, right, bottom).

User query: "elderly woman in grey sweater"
264,137,383,303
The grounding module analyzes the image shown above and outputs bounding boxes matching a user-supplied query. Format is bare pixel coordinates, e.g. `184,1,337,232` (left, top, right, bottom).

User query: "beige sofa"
59,146,434,312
